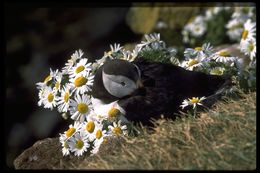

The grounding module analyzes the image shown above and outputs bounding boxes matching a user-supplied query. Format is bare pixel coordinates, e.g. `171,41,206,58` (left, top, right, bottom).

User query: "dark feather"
118,59,231,125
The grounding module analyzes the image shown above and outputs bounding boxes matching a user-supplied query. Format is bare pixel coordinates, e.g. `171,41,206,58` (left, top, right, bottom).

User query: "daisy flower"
121,50,132,61
107,107,122,121
69,72,94,95
181,58,204,71
81,116,102,142
92,57,107,72
226,18,244,41
37,87,46,107
59,133,71,156
210,67,225,76
180,96,206,109
191,22,206,37
91,129,108,155
185,15,206,37
232,6,255,20
93,127,107,144
137,33,164,49
155,20,168,29
57,84,72,113
184,43,213,60
69,94,93,122
212,50,237,64
63,121,82,139
240,19,256,42
38,86,58,110
36,68,59,89
182,29,190,43
91,98,126,122
53,72,63,92
68,58,92,79
103,43,123,59
68,130,90,156
205,7,223,20
240,38,256,61
121,47,139,62
62,49,83,74
108,120,128,136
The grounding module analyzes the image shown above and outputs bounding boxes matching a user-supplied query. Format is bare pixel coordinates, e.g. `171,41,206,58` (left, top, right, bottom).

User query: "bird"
91,58,232,126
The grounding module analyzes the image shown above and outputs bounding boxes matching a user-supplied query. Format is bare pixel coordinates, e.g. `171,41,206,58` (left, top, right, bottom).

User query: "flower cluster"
182,6,230,44
36,48,132,156
226,6,255,42
226,6,256,91
179,6,256,112
181,42,238,74
181,5,256,92
36,33,170,157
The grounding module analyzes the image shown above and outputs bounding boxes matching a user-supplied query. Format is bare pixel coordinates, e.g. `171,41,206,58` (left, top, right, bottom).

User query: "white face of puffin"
102,71,138,98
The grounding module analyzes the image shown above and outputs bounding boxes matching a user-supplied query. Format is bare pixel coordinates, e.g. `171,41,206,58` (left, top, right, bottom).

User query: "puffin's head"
101,59,143,98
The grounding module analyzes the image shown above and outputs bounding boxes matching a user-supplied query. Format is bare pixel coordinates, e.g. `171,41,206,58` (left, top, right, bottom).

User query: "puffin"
91,58,232,126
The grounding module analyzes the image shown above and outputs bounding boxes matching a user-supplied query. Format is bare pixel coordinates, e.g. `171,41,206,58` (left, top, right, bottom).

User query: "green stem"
194,106,197,118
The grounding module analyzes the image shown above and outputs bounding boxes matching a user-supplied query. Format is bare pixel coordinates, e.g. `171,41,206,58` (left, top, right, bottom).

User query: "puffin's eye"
120,81,126,86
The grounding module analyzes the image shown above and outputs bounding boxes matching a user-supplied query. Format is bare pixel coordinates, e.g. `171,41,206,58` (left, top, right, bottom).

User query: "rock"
13,136,125,169
13,138,85,169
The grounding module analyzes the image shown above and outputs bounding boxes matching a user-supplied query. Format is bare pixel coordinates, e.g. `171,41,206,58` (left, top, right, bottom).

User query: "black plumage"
92,58,232,126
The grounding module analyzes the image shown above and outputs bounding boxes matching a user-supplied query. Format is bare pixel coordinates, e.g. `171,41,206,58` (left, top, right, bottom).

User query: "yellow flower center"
190,97,199,104
218,51,231,57
248,43,254,52
188,59,199,67
44,75,52,83
75,65,85,74
108,108,120,118
77,103,88,114
74,76,87,87
96,129,102,139
103,137,108,144
242,30,248,40
195,27,200,32
112,127,122,135
64,92,69,103
75,139,84,149
86,121,95,133
107,51,112,55
47,93,54,102
105,51,112,57
194,47,203,51
55,81,60,90
66,127,76,137
210,68,224,76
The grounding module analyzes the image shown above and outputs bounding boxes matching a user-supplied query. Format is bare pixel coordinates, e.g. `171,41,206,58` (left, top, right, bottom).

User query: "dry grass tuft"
59,92,256,170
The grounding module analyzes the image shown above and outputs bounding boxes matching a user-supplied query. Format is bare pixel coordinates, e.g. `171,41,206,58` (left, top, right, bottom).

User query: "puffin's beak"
136,79,144,89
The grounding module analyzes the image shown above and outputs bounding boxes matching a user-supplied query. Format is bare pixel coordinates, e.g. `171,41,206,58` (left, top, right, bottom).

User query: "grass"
56,91,256,170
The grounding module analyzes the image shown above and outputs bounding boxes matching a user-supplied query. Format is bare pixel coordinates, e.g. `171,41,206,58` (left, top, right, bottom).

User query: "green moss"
139,49,172,64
